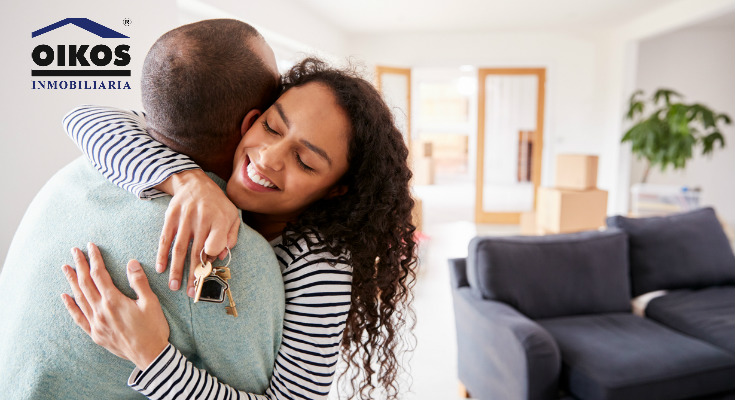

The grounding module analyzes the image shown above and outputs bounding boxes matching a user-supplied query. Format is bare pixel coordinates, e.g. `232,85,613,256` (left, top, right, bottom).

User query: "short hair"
141,19,279,158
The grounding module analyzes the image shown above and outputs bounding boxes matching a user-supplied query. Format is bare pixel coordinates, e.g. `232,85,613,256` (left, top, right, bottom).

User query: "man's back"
0,157,284,399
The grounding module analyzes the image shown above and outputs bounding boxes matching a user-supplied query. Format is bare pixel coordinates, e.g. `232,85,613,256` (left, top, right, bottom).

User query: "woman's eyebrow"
274,101,332,166
300,139,332,166
274,102,290,127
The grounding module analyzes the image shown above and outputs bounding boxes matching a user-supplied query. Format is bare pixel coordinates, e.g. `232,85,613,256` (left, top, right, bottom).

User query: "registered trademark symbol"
123,18,131,27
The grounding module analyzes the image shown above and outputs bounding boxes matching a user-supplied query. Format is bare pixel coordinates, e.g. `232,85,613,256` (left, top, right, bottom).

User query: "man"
0,19,284,399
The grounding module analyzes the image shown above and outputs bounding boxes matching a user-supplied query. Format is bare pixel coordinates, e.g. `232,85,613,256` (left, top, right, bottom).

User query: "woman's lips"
240,156,279,192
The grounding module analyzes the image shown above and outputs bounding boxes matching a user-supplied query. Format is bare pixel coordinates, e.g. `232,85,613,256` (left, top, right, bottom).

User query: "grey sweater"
0,157,284,399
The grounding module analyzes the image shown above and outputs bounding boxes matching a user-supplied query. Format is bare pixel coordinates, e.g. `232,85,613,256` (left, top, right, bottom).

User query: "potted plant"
623,88,731,183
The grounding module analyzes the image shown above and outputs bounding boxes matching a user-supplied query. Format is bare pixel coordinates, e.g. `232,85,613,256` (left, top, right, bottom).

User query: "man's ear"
240,109,262,137
325,185,348,199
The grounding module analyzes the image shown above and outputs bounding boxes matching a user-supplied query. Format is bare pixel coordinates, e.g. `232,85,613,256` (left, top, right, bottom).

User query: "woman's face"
227,82,350,221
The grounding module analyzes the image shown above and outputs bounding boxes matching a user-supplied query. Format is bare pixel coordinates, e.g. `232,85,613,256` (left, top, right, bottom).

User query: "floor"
330,180,520,399
405,183,520,400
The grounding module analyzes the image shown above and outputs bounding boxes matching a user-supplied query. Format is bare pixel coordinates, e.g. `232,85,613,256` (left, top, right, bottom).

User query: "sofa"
450,207,735,400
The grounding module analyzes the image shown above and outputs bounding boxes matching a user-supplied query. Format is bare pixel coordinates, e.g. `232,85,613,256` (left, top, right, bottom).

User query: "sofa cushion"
607,207,735,296
467,229,630,319
646,286,735,354
538,313,735,400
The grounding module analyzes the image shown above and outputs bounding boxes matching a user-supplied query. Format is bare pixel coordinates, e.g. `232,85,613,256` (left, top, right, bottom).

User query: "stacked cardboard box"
412,141,435,186
412,196,423,233
521,154,608,235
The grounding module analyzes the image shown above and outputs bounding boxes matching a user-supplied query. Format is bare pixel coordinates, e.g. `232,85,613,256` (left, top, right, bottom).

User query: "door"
375,66,412,149
475,68,546,224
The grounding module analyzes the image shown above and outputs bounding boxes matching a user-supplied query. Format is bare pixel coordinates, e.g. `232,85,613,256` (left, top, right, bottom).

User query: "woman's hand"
60,243,170,370
155,169,240,296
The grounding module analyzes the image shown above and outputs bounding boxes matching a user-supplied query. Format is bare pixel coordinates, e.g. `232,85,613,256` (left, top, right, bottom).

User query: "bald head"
141,19,280,173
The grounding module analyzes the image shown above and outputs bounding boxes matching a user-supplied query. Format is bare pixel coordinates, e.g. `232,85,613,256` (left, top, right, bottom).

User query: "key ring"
200,246,231,268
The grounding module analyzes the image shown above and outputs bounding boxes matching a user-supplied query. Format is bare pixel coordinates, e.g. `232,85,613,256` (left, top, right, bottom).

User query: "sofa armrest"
449,257,469,289
452,286,561,400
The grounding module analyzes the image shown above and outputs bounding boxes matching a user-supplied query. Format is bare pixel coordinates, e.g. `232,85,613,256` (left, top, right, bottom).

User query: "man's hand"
60,243,170,370
155,169,240,296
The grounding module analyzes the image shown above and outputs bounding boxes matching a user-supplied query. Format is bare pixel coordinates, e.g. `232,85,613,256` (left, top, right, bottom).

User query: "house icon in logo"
32,18,128,38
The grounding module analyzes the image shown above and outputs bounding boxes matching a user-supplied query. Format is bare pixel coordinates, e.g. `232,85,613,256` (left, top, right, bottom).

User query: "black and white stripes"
63,105,200,199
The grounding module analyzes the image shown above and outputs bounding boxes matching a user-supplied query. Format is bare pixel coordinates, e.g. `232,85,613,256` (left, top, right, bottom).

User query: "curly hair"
280,58,418,399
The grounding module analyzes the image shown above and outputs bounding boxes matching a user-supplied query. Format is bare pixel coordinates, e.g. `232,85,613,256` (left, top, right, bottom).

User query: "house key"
214,267,238,318
193,261,213,303
225,287,238,318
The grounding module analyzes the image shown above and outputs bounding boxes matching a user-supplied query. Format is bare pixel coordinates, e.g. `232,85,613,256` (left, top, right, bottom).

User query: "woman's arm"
62,105,240,291
135,238,353,400
62,240,353,400
62,105,201,200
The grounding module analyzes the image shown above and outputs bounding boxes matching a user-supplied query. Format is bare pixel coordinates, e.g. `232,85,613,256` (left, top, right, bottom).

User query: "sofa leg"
458,381,471,398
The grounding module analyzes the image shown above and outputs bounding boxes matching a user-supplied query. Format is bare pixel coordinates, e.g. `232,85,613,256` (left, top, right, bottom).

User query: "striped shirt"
62,105,199,200
63,106,353,400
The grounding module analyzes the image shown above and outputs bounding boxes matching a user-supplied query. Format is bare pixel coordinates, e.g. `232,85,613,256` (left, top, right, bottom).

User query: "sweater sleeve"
128,239,353,400
62,105,201,200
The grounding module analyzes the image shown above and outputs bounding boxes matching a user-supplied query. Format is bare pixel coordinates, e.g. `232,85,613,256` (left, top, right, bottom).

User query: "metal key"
225,288,238,317
214,267,231,280
215,267,238,318
193,261,213,303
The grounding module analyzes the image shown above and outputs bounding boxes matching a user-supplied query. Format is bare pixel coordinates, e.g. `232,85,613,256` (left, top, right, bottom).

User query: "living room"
2,0,734,399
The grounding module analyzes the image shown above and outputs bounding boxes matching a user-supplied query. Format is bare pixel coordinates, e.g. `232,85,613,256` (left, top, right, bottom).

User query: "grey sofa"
450,207,735,400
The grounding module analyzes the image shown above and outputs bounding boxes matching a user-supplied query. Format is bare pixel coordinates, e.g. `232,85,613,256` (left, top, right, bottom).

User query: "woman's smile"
242,156,279,191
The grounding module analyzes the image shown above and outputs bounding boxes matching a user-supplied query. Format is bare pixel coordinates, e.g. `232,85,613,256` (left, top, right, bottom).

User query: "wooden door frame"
375,66,412,150
475,68,546,224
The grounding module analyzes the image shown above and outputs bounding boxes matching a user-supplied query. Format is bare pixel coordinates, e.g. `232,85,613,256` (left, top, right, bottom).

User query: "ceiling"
297,0,685,34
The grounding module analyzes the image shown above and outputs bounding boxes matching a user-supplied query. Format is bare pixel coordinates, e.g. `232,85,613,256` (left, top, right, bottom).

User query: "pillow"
466,229,631,319
607,207,735,296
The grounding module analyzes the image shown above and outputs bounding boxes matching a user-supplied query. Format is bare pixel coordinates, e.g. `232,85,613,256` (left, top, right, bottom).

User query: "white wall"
631,25,735,225
349,31,606,192
1,1,178,261
178,0,349,65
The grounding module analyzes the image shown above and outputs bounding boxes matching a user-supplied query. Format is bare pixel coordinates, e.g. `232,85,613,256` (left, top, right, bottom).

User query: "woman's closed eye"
262,120,281,136
263,120,315,172
296,153,315,172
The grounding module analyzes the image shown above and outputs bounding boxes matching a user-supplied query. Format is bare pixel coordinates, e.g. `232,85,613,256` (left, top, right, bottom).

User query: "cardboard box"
537,187,608,234
520,211,541,235
412,157,435,185
556,154,599,190
412,197,423,233
413,140,433,158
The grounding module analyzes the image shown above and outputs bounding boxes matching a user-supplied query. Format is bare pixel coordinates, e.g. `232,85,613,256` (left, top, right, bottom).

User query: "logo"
32,18,129,39
31,18,132,90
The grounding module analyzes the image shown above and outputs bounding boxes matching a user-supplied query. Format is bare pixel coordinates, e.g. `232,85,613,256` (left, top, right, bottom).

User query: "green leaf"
716,113,732,125
653,88,682,106
702,131,726,156
695,104,716,129
625,90,645,120
629,90,643,104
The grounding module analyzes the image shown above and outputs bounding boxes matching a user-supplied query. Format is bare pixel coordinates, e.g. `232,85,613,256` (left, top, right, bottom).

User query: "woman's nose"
258,142,285,172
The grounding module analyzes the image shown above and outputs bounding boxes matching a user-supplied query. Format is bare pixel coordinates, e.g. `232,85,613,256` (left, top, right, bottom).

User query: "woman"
61,58,417,400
